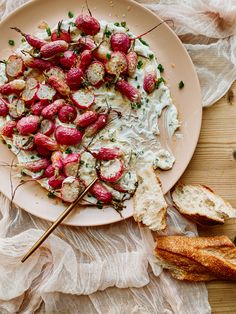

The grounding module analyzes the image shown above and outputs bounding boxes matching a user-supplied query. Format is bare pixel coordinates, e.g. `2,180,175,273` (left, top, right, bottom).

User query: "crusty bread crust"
171,183,236,225
154,235,236,281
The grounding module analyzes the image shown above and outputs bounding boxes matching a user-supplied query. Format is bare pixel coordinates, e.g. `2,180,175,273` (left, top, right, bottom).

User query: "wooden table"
181,81,236,313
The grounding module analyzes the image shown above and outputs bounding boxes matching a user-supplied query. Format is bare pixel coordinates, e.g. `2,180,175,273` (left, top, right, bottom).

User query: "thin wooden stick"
21,177,98,263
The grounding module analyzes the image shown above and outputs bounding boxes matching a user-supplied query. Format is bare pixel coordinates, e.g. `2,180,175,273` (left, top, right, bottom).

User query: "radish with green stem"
11,27,47,49
6,55,25,78
51,20,71,43
71,89,95,109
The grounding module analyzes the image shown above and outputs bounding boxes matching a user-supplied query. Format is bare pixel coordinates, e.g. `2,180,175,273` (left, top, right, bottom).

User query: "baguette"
154,235,236,281
133,166,167,231
171,183,236,225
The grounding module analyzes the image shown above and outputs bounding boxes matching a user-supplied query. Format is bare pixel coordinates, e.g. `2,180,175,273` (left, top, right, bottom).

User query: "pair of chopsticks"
21,177,98,263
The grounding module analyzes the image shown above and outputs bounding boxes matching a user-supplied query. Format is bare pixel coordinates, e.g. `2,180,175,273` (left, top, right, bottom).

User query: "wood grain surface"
181,81,236,313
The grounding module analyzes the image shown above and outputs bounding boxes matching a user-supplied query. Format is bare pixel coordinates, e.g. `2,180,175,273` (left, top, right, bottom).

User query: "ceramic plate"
0,0,202,226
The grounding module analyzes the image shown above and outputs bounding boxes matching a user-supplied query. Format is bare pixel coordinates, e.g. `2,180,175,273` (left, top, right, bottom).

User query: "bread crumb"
127,5,131,11
171,63,176,68
38,21,48,30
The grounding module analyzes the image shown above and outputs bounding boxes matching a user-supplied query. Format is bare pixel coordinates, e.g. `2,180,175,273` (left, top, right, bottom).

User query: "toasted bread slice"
171,183,236,225
133,167,167,231
154,235,236,281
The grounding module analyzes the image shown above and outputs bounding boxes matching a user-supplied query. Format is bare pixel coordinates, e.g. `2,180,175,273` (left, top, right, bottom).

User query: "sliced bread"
171,183,236,225
133,166,167,231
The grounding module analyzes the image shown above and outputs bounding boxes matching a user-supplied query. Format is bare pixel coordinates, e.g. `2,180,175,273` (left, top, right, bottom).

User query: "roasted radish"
85,113,108,137
51,21,71,43
45,164,55,177
105,52,127,76
34,133,58,151
110,32,130,54
0,98,9,117
16,115,40,135
89,181,113,204
66,68,83,90
79,49,93,71
54,126,83,145
1,120,17,138
39,119,55,136
47,75,70,96
11,27,47,49
48,174,66,189
71,89,95,109
61,177,85,202
25,58,53,71
91,147,124,160
58,105,77,123
51,151,63,173
41,99,64,120
8,99,26,119
75,14,100,36
36,84,56,104
78,37,96,51
21,158,50,172
22,77,38,105
36,145,52,158
63,153,80,176
116,80,141,103
6,55,25,78
93,42,111,61
0,79,25,95
59,50,77,69
143,73,156,94
76,111,98,128
31,101,45,116
40,40,69,58
127,51,138,77
45,66,65,80
97,158,124,183
86,61,105,87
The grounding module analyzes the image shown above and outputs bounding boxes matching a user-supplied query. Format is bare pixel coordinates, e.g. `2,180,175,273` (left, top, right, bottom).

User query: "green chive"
65,148,72,154
134,76,138,81
30,156,35,159
138,38,149,46
149,54,154,60
158,64,164,73
121,21,126,27
137,102,142,109
69,21,76,27
106,53,111,60
8,40,15,46
68,11,74,18
137,85,140,89
137,60,143,70
21,38,26,43
80,160,85,165
110,138,115,142
47,192,55,199
7,144,12,149
97,201,103,209
114,22,120,27
179,80,184,89
46,27,51,36
131,103,136,109
156,77,165,88
104,30,112,38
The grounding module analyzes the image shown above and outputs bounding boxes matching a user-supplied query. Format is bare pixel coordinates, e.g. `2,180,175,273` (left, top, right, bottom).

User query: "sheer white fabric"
1,0,235,313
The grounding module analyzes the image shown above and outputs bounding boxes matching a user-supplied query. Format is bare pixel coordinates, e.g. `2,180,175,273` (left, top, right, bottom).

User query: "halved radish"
92,147,124,161
93,42,111,61
89,181,113,204
39,119,55,136
0,79,25,95
97,158,124,183
105,52,127,76
45,66,65,80
61,177,85,202
63,153,80,177
51,151,63,172
22,78,38,105
71,89,95,109
86,61,105,87
13,134,35,151
36,84,56,104
8,99,26,119
21,158,50,172
6,55,25,78
47,75,70,97
79,49,93,71
0,98,9,117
